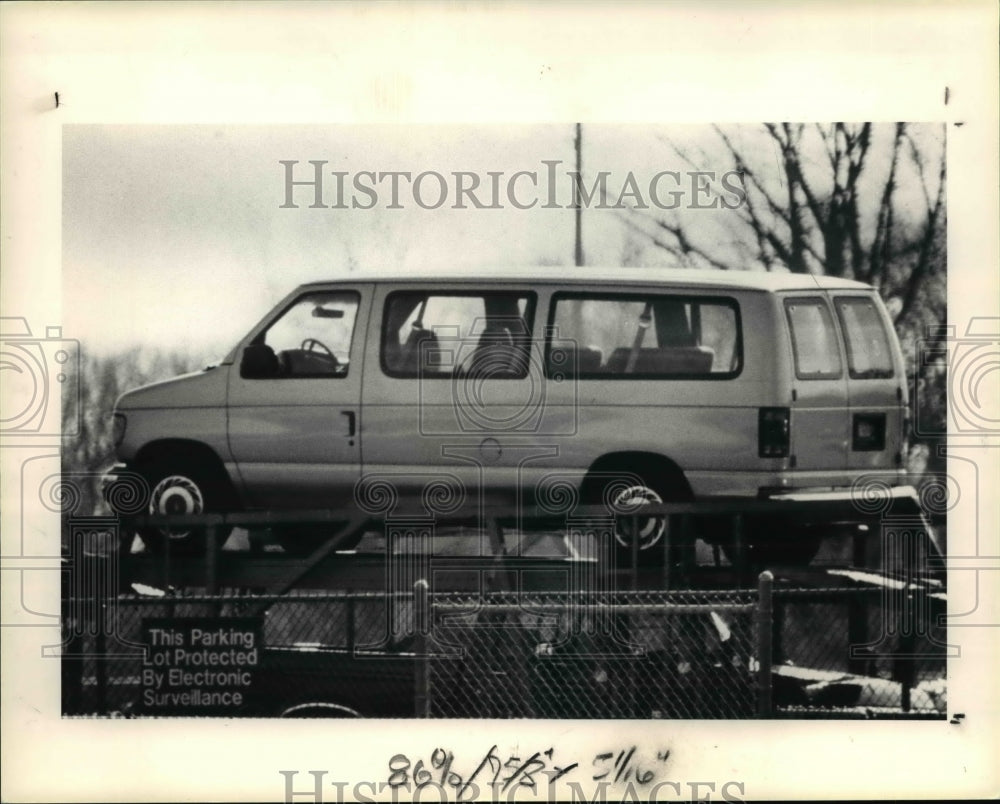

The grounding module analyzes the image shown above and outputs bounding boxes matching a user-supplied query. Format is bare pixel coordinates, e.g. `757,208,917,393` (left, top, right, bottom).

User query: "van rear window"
785,298,842,379
547,293,741,379
835,297,895,379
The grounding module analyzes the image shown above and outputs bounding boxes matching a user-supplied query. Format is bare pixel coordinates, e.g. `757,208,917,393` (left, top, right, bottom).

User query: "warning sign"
140,617,261,715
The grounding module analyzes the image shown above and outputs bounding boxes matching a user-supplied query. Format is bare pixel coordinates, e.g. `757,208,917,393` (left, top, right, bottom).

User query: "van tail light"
758,407,790,458
852,413,886,451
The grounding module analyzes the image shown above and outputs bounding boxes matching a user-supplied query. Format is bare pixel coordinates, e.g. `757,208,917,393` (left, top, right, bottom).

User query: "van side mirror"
240,343,280,379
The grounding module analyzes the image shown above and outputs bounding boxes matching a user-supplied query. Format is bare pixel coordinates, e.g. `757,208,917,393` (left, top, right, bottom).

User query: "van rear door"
782,296,850,471
829,293,906,472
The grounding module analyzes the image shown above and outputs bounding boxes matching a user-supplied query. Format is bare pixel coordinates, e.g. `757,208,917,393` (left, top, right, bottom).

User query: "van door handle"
341,411,356,437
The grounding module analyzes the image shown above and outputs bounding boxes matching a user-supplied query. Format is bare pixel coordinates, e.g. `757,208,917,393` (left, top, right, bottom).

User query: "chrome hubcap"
611,485,666,550
149,475,203,539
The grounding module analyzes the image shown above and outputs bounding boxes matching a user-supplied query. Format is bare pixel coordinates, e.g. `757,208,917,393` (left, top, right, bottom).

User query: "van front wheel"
138,462,233,555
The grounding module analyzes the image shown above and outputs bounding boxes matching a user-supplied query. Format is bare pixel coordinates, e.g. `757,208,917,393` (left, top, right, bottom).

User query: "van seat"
463,324,521,377
606,346,715,375
396,326,441,373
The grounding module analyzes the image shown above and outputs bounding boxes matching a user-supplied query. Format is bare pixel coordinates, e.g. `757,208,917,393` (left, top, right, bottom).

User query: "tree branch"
867,123,906,286
895,141,946,325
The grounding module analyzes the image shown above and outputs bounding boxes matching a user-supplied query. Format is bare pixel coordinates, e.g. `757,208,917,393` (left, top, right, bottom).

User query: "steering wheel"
301,338,338,365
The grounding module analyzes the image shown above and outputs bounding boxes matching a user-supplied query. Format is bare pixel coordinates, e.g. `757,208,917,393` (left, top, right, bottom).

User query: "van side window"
547,293,741,378
258,291,359,378
381,291,534,379
785,298,842,379
835,297,895,379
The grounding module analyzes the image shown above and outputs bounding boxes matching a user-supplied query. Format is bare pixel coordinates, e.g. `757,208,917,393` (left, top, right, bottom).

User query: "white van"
106,268,909,563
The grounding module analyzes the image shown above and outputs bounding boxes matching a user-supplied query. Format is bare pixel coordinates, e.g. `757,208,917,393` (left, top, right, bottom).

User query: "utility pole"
574,123,584,267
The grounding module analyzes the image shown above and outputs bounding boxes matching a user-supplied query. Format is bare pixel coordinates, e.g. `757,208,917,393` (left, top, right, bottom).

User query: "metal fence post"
206,524,222,616
95,603,107,715
346,596,356,655
771,595,785,666
756,571,774,718
205,524,218,594
60,584,84,715
661,514,672,590
162,532,171,592
897,591,917,713
631,513,640,590
413,579,431,718
852,523,868,569
733,514,747,587
847,591,870,676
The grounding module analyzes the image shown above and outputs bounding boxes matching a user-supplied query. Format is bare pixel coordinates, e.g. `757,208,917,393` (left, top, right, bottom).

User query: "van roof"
301,267,875,292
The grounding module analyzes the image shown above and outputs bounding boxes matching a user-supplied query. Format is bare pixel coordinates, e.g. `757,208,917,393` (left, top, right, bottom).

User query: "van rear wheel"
589,472,685,567
610,484,667,554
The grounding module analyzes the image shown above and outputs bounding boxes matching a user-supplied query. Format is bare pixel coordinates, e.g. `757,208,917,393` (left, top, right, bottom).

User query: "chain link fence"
61,567,946,719
771,583,948,717
423,590,758,719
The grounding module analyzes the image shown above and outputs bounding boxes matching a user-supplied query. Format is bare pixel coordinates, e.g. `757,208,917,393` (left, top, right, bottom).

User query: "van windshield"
260,291,360,376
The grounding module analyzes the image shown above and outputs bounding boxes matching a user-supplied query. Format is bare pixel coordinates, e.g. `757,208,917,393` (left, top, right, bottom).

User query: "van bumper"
758,484,917,505
686,469,909,499
686,471,940,550
757,484,944,562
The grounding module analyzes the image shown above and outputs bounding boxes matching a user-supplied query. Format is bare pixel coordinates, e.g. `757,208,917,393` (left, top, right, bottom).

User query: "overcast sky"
62,123,943,359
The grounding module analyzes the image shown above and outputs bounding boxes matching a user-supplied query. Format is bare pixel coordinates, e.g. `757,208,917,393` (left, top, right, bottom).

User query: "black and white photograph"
58,121,951,722
2,3,997,802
